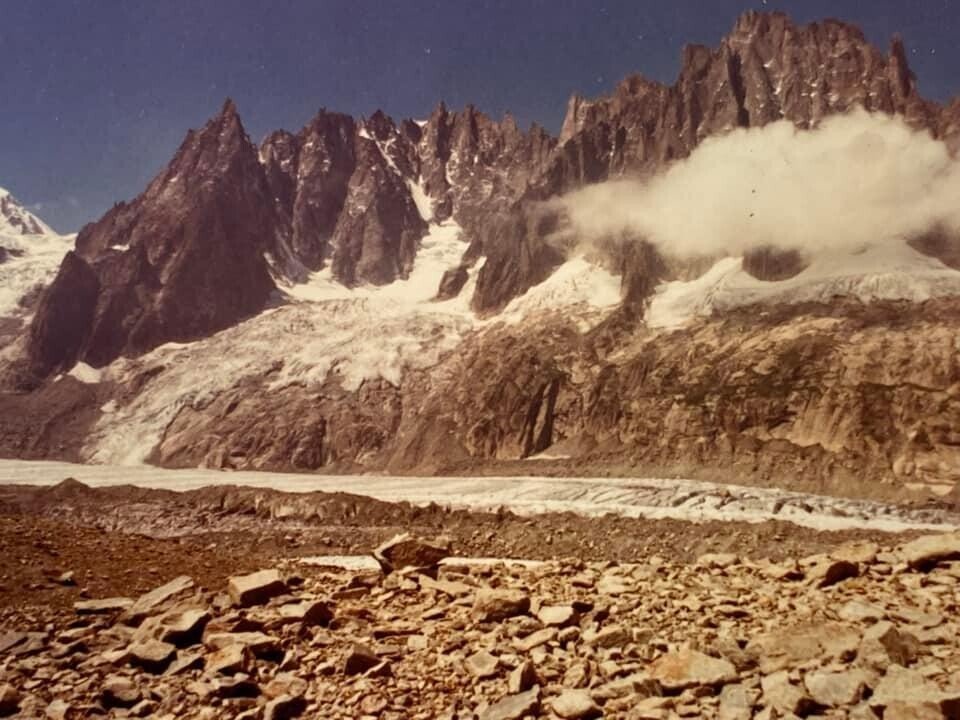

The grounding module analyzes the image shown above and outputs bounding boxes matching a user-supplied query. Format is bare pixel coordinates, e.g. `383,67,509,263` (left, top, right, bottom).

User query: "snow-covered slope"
647,241,960,329
0,187,53,236
83,219,623,465
0,188,72,318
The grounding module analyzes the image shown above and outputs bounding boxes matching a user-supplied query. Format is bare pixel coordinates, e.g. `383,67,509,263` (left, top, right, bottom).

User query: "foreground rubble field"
2,494,960,718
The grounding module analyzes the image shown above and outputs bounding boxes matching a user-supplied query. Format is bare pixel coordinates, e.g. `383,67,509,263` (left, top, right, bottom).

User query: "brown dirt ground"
0,480,934,631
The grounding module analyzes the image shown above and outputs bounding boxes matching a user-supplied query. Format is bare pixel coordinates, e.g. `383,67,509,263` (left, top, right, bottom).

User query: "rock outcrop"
27,100,278,375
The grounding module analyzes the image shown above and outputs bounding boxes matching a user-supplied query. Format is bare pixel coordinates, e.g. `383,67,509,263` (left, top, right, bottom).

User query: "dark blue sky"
2,0,957,232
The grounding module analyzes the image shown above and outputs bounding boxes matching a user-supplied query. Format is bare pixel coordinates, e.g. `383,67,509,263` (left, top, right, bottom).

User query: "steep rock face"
390,299,960,488
415,104,558,308
28,100,278,375
470,205,567,314
152,376,403,471
26,252,100,376
134,298,960,493
418,103,555,224
329,114,426,286
261,111,356,274
262,109,428,286
549,12,934,188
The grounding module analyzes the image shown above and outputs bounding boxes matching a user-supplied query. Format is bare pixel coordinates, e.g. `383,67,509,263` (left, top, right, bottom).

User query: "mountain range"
2,11,959,497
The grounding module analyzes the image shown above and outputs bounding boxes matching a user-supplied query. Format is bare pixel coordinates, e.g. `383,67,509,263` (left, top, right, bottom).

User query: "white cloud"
557,110,960,258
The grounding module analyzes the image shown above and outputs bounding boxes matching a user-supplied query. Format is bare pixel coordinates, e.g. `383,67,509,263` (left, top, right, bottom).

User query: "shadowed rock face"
28,100,278,376
261,109,428,286
909,229,960,271
261,111,356,274
27,252,100,376
743,247,809,281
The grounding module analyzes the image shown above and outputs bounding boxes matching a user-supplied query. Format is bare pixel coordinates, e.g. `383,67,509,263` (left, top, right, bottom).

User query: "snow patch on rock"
84,220,624,465
647,242,960,329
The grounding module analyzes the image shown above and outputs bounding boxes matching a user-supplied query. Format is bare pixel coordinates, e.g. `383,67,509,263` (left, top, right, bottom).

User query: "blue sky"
1,0,957,232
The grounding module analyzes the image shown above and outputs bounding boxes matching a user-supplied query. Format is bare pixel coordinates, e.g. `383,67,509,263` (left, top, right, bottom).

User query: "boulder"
101,675,141,708
373,533,451,572
0,684,19,716
803,669,870,707
127,640,176,673
858,622,921,670
550,690,601,719
718,683,755,720
74,597,134,615
206,643,252,676
479,687,541,720
159,608,210,646
473,588,530,622
899,533,960,570
649,647,738,691
537,604,578,627
343,643,381,675
121,575,195,626
466,650,500,678
508,660,538,693
205,631,281,658
228,569,288,607
264,693,308,720
870,666,942,709
276,599,333,627
803,555,859,588
761,671,822,716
